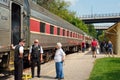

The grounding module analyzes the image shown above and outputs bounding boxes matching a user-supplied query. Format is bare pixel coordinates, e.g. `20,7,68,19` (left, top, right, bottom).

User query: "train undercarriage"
0,45,80,72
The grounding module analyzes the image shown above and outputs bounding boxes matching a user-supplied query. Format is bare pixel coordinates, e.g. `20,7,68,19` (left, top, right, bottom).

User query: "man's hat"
19,38,25,42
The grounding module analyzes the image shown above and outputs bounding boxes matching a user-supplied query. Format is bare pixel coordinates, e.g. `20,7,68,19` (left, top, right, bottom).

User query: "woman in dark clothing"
107,41,114,57
103,41,108,55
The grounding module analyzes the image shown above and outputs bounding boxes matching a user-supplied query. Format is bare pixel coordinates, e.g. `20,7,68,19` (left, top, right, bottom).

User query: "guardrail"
94,26,110,29
80,13,120,19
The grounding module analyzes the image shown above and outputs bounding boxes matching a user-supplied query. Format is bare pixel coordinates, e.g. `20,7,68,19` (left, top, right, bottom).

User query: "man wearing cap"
11,39,25,80
28,39,43,78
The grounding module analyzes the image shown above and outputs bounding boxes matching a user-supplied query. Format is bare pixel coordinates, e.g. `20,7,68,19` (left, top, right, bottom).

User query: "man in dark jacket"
28,39,43,78
12,39,25,80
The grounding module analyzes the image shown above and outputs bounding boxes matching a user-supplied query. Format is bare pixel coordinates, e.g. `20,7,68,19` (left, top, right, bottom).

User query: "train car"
0,0,87,71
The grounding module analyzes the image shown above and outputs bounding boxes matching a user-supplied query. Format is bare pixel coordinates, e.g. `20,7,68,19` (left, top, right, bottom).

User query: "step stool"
22,73,32,80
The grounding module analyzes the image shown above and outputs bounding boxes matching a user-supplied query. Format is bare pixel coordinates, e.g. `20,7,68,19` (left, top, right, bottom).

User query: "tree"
98,32,105,41
87,24,97,38
71,17,89,33
36,0,90,35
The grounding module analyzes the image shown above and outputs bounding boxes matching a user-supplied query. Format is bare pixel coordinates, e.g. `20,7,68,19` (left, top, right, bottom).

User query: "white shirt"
14,45,24,54
19,46,24,54
29,45,43,54
54,48,66,62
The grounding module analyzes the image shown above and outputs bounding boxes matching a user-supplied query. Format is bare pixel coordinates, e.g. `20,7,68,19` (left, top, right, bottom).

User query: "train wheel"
0,53,10,68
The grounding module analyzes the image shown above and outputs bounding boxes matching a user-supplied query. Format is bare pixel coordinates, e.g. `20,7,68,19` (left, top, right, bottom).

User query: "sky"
64,0,120,26
64,0,120,16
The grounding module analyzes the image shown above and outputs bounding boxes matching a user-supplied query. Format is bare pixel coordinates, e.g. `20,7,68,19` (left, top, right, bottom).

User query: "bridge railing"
94,26,110,29
80,13,120,19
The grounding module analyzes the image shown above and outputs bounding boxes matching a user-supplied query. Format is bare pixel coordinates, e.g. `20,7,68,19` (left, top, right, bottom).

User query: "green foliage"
98,31,105,41
36,0,90,35
89,58,120,80
97,30,109,41
87,24,97,38
70,17,89,33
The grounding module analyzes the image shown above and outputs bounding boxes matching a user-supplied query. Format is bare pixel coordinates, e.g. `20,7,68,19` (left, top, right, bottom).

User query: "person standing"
54,42,66,79
107,41,113,57
86,41,89,51
28,39,43,78
100,41,104,53
103,41,108,55
12,39,25,80
81,41,85,52
91,39,98,58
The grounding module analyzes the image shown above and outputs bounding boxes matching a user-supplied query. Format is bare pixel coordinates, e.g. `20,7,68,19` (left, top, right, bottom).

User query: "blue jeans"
55,62,64,78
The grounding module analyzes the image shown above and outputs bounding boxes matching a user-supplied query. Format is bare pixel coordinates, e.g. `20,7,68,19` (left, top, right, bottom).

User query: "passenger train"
0,0,91,71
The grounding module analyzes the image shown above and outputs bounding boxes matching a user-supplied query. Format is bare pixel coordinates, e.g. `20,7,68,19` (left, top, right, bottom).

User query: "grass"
89,57,120,80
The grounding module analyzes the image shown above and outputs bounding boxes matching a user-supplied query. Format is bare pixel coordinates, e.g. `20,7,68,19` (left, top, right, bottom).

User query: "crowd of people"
81,39,114,58
10,38,114,80
100,40,114,57
81,41,90,52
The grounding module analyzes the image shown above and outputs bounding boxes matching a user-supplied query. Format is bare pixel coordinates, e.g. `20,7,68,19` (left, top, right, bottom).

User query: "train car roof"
29,0,85,35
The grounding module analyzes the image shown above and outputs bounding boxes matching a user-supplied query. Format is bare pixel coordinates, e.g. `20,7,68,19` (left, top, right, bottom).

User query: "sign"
0,0,9,6
0,7,9,29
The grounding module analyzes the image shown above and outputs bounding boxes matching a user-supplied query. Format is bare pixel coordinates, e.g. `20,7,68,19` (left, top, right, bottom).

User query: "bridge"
80,13,120,24
94,26,109,30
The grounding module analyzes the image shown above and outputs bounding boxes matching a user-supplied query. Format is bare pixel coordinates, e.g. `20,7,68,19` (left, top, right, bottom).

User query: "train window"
70,32,72,37
40,22,45,33
50,25,54,34
57,28,60,35
73,33,75,37
67,31,69,37
63,29,65,36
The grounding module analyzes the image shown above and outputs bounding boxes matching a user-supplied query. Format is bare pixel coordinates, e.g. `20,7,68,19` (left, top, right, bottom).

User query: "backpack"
31,45,41,59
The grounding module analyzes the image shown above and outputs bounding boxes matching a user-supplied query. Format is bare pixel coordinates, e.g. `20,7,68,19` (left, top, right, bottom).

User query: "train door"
23,0,30,47
11,3,21,45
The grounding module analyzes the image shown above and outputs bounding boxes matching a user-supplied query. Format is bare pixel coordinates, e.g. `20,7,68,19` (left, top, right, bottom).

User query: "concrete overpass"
80,13,120,24
94,26,109,30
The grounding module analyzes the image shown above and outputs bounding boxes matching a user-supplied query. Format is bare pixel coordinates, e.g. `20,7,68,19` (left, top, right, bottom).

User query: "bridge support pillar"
116,23,120,56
